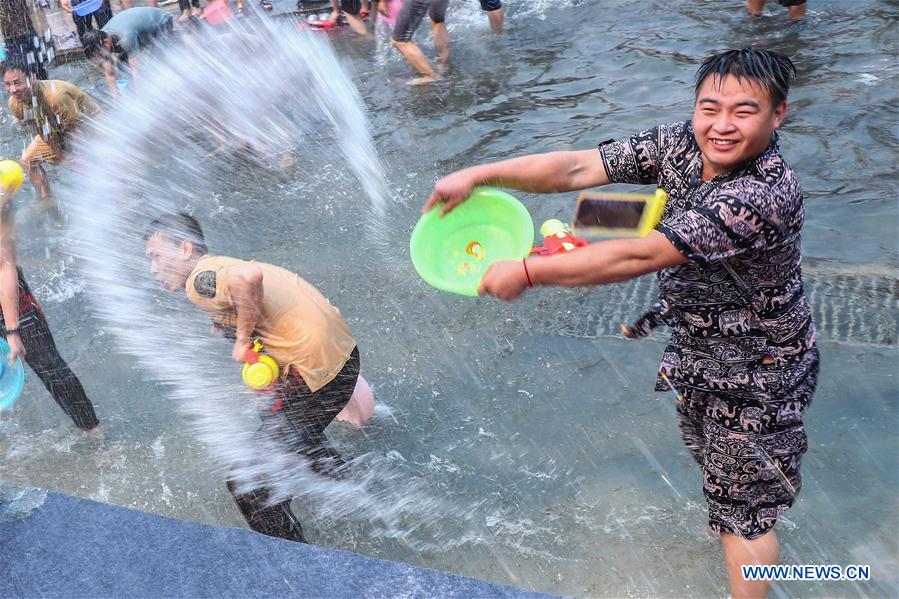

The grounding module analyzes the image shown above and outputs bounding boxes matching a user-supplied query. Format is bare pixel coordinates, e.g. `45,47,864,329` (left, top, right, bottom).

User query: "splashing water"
62,18,477,547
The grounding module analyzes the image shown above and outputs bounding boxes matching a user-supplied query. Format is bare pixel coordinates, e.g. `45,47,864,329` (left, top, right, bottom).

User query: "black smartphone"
572,190,667,238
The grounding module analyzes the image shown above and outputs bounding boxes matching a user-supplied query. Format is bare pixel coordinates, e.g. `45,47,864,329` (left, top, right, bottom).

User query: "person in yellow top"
1,59,101,210
144,212,360,543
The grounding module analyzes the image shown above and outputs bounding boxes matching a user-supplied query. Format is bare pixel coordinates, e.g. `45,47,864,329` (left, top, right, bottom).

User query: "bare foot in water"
406,74,442,85
35,198,62,222
84,426,105,448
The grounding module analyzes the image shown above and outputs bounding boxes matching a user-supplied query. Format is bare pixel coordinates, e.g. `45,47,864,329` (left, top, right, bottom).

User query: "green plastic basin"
410,187,534,297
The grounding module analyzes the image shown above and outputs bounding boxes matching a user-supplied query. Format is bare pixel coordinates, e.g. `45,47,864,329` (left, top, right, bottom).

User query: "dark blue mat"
0,488,547,598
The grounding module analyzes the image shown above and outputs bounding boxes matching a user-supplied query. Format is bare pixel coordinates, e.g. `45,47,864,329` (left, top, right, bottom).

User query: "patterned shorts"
676,359,818,539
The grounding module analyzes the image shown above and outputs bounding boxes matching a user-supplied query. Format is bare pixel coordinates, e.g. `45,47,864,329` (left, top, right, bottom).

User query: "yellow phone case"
572,188,668,238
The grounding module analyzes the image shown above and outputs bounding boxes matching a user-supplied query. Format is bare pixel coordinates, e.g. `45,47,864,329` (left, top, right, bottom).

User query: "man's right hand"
6,333,25,361
422,169,480,215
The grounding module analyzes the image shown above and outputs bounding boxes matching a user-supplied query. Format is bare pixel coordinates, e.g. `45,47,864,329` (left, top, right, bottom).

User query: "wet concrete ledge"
0,487,549,599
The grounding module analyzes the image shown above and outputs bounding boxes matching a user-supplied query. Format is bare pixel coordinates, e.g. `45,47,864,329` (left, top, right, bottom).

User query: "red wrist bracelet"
522,259,533,287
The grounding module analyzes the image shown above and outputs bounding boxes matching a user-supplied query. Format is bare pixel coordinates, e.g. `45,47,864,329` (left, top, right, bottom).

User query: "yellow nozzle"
242,355,280,389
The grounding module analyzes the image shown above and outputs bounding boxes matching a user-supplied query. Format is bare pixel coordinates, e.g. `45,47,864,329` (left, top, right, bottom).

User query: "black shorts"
340,0,362,15
778,0,807,6
392,0,500,43
392,0,449,42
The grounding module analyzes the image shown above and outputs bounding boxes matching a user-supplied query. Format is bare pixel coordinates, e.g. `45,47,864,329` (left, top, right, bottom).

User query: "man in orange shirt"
145,212,360,543
2,60,101,210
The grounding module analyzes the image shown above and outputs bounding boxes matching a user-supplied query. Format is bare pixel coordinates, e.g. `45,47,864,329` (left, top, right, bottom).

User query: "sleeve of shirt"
597,125,661,185
656,180,789,263
188,265,234,311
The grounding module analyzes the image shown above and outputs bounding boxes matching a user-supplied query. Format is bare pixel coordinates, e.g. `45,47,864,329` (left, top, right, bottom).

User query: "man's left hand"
478,260,530,302
232,339,252,363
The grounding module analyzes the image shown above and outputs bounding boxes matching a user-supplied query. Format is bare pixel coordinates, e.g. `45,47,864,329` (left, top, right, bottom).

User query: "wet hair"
146,212,208,255
81,30,109,59
695,48,797,107
0,57,31,78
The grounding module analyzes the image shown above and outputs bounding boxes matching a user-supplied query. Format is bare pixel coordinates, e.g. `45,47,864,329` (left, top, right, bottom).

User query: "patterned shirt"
599,121,818,400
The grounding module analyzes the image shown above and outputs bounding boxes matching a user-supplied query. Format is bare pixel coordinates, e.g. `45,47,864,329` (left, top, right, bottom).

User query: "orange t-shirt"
7,80,101,142
185,255,356,392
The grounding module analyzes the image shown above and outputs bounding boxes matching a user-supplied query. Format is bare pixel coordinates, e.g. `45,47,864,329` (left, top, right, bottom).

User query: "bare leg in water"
485,7,503,32
432,18,449,70
391,39,442,85
721,530,779,599
747,0,807,20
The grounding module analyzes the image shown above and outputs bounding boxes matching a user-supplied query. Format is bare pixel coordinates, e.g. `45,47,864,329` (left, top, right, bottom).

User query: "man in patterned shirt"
423,48,817,599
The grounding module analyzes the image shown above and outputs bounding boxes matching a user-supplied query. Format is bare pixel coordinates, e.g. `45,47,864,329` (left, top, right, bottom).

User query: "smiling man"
2,60,101,209
423,48,817,599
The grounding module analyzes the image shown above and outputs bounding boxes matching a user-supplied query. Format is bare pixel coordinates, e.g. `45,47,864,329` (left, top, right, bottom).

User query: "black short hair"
1,57,31,78
695,48,797,107
146,212,208,255
81,30,108,59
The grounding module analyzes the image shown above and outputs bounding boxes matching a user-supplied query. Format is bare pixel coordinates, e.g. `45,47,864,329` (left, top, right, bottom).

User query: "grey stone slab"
0,488,551,599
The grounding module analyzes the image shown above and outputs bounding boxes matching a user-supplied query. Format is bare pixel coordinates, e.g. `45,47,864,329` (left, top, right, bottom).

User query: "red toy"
530,219,588,256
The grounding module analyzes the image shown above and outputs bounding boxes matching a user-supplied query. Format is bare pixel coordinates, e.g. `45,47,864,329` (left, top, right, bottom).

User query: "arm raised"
423,149,609,214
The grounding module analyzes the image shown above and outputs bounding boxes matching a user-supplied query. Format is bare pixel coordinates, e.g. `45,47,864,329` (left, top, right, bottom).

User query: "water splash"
62,18,473,546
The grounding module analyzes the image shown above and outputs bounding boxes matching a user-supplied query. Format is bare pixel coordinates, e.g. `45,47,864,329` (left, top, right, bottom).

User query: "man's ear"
772,101,787,128
181,240,194,257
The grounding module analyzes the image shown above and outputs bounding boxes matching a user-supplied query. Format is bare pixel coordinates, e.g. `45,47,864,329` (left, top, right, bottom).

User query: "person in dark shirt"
423,48,816,599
